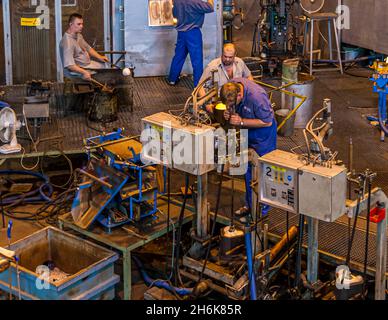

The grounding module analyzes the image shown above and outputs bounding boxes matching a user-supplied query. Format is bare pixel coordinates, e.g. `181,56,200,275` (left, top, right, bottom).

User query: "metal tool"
7,220,12,249
90,78,114,94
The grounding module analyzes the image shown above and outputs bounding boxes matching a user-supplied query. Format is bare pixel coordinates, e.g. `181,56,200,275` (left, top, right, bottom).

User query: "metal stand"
249,149,261,254
244,225,257,300
0,192,5,229
375,213,387,300
196,173,209,239
303,13,343,75
307,217,319,285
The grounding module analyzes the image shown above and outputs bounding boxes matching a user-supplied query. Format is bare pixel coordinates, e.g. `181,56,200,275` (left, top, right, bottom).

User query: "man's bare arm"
88,48,109,63
225,111,272,128
67,65,92,80
238,117,272,128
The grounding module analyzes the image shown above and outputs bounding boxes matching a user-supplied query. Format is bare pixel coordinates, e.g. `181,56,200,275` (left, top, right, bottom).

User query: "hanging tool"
7,220,12,249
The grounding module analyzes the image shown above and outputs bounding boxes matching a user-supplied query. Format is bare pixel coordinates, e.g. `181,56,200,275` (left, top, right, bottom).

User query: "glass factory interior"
0,0,387,301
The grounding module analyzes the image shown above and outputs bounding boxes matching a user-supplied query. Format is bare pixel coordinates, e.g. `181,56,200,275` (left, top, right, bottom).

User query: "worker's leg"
244,162,253,211
168,32,189,84
186,28,204,87
244,161,270,216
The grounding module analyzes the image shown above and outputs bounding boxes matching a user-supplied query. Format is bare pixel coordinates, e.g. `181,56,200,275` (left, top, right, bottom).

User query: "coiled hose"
132,256,193,296
0,170,53,206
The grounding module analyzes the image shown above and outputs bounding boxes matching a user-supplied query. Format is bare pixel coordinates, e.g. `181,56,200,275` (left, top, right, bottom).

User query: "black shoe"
166,78,176,86
235,206,251,217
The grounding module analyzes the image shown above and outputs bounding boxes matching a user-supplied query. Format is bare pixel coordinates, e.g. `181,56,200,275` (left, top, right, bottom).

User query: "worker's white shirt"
199,57,252,88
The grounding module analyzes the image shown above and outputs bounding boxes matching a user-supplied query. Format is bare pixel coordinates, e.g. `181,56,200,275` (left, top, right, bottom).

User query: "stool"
303,12,343,75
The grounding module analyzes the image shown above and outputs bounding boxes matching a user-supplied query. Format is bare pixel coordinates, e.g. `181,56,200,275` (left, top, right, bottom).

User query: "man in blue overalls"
168,0,214,87
220,78,277,217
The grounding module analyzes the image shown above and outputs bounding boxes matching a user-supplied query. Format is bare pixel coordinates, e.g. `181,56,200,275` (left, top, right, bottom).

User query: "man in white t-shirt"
198,43,253,97
59,13,109,80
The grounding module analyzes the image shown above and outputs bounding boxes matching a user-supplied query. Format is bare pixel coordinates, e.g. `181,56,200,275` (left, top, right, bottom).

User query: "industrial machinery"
140,69,387,300
370,59,388,141
223,0,244,43
23,80,51,142
0,107,22,155
257,98,387,300
140,75,263,299
260,99,346,222
252,0,299,59
71,129,159,231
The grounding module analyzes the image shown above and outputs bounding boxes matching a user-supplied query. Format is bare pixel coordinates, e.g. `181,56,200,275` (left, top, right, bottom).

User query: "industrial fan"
0,107,22,154
300,0,325,14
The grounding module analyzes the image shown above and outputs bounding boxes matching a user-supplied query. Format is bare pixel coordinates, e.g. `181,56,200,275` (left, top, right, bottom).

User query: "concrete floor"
1,68,388,299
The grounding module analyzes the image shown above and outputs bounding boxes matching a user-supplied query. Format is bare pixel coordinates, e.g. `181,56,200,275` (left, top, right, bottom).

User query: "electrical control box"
141,112,216,175
298,164,347,222
259,150,303,214
269,6,289,54
259,150,347,222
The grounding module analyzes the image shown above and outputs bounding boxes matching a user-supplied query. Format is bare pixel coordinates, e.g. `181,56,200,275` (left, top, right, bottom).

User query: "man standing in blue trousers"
220,79,277,217
168,0,214,87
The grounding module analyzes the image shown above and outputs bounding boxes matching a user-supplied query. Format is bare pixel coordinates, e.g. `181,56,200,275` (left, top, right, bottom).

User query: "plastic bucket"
342,46,364,61
282,59,299,83
276,109,295,137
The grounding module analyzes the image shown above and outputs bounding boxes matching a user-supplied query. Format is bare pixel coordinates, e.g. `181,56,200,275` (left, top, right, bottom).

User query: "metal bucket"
0,227,119,300
88,91,118,123
275,109,295,137
282,73,315,129
93,69,134,109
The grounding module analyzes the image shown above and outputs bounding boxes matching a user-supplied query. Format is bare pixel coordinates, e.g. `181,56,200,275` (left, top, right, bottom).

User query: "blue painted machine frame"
77,129,160,228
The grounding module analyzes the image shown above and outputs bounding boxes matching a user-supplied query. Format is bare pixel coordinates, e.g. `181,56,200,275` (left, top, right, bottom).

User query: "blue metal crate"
0,227,119,300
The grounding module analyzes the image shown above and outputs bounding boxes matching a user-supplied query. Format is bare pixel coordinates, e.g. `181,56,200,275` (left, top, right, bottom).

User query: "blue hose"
132,256,193,296
245,228,257,300
0,170,53,204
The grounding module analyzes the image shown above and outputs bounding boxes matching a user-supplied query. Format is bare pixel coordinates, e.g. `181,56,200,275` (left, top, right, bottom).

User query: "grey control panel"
259,150,302,214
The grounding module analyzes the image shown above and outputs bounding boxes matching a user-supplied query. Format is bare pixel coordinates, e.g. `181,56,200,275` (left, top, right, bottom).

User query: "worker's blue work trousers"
168,28,203,87
245,162,270,216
